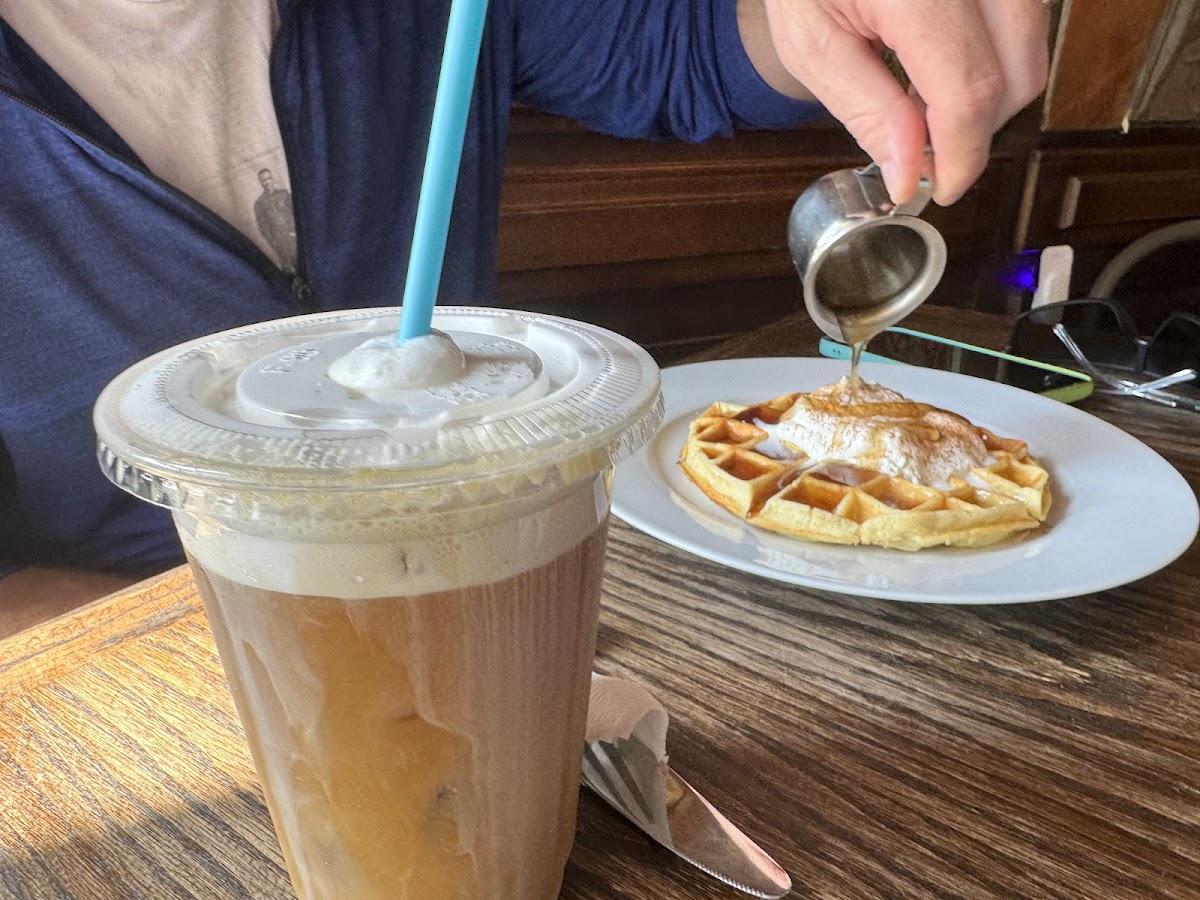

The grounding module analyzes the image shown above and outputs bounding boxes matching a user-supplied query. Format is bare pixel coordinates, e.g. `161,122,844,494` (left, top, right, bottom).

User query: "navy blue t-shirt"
0,0,818,579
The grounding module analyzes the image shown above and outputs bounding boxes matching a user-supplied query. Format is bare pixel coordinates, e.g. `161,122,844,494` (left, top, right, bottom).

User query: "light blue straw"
397,0,490,343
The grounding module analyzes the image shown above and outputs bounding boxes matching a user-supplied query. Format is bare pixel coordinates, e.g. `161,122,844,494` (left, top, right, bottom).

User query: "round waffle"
679,389,1051,551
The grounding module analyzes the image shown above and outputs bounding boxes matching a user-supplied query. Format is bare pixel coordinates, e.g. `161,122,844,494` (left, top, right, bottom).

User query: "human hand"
761,0,1051,205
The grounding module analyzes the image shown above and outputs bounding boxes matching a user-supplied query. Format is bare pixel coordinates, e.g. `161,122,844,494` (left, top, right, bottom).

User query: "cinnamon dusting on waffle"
679,380,1052,551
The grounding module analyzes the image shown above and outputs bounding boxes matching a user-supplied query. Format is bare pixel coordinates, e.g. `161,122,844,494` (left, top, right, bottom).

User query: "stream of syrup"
848,340,866,386
836,310,876,389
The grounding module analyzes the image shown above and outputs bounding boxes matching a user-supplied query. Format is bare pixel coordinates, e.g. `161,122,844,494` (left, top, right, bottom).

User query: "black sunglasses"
1006,298,1200,413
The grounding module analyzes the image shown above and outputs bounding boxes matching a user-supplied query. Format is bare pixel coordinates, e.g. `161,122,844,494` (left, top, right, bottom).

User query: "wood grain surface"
1042,0,1175,131
2,307,1198,900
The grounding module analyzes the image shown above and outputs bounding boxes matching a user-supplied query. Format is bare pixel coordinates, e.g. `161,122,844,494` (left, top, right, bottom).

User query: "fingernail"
932,186,962,207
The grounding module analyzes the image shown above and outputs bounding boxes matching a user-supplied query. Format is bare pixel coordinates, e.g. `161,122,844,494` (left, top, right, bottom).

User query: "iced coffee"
94,308,663,899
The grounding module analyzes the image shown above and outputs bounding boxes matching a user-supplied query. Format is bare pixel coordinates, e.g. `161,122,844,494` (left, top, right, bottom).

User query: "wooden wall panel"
1042,0,1174,130
1018,139,1200,248
497,156,1016,273
1131,0,1200,123
494,115,1026,356
1059,170,1200,228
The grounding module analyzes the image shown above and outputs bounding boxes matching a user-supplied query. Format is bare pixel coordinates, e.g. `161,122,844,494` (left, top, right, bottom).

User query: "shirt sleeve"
510,0,822,142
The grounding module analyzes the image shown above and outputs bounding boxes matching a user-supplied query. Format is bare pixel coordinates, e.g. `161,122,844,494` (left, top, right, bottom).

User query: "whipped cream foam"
327,329,467,390
776,377,990,487
174,474,610,600
750,419,803,460
233,327,548,428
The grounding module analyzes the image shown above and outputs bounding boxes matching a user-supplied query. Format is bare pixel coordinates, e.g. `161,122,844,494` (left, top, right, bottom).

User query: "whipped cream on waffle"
750,419,803,460
776,377,990,487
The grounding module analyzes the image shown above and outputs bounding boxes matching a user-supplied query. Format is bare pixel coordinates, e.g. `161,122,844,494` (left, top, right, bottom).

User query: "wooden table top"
2,306,1198,900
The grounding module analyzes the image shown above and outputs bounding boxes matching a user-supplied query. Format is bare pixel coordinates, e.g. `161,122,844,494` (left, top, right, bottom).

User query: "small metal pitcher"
787,163,946,344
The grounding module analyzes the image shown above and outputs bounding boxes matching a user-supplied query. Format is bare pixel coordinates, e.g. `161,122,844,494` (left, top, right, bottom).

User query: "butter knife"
582,676,792,898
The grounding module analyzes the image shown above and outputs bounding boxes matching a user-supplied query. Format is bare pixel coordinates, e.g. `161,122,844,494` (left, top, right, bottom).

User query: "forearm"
736,0,816,102
512,0,821,142
0,567,140,638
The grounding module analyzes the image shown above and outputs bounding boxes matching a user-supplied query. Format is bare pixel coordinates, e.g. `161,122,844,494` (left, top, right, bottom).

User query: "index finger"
762,0,927,203
875,2,1004,204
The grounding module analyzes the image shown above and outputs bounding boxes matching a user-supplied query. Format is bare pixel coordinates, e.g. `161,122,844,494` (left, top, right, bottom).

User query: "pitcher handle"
854,157,935,218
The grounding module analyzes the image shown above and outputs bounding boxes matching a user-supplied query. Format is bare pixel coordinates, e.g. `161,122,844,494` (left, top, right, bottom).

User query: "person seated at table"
0,0,1050,633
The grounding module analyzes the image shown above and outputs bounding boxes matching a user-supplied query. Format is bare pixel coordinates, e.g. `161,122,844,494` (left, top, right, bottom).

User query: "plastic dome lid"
95,307,663,517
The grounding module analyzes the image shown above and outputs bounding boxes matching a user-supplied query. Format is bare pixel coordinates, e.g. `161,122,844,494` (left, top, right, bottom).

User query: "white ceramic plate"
612,358,1198,604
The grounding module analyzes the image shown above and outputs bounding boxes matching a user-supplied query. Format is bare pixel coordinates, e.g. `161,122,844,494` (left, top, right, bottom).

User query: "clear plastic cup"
94,307,663,899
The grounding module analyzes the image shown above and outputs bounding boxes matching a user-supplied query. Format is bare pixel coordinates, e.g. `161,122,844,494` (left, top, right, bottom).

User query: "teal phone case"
818,328,1094,404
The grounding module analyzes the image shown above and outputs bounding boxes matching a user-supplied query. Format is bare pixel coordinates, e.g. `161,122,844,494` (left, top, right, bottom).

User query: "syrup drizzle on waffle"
680,390,1052,551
